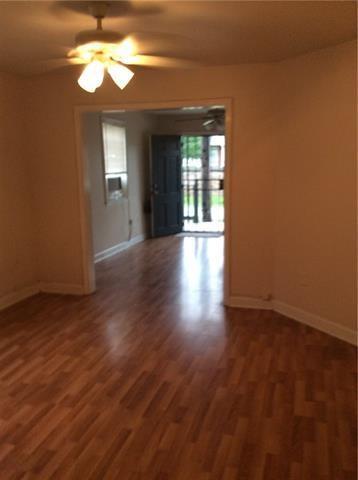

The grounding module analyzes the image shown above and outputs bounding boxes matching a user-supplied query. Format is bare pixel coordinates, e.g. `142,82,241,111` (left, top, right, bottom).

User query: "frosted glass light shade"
78,60,104,93
108,63,134,90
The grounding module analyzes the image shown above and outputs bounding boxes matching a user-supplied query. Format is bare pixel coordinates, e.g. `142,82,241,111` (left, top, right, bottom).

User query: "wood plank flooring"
0,236,356,479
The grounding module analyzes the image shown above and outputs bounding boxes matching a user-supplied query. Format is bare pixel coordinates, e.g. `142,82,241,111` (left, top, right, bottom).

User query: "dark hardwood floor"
0,236,356,479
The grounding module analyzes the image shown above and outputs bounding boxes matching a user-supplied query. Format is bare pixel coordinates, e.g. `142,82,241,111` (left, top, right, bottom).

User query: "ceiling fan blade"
203,118,216,127
125,31,192,54
112,34,187,60
36,57,86,73
103,1,164,18
51,1,163,20
119,55,198,68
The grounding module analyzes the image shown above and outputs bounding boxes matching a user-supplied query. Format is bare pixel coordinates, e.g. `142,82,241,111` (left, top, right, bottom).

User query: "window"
101,119,127,202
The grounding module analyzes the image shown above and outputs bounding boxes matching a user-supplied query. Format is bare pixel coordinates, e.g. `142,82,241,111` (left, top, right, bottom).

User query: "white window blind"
102,122,127,174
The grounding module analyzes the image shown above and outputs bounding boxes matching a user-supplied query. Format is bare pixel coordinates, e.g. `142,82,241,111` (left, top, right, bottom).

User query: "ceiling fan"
201,107,225,130
175,107,225,131
51,1,196,93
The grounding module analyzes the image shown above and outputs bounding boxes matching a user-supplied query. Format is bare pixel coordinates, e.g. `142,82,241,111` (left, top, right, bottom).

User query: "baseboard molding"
272,300,357,346
0,284,40,311
2,283,355,346
227,295,272,310
0,235,146,310
228,295,356,345
94,234,146,263
38,283,86,295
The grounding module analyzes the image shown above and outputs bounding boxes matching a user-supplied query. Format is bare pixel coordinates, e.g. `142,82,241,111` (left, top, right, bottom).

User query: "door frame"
74,98,233,305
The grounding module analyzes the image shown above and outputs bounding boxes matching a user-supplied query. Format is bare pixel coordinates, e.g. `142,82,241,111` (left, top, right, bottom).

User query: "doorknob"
152,184,159,195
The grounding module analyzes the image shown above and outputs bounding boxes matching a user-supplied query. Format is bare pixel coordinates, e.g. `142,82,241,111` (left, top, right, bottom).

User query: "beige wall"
273,41,357,331
25,62,278,295
83,111,155,256
0,73,36,302
1,39,354,338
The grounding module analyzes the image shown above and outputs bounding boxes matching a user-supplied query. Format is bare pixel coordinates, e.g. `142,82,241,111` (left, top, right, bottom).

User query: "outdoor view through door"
150,134,225,237
182,135,225,233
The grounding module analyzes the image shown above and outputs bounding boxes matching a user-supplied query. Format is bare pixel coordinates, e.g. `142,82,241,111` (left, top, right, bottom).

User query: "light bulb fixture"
108,62,134,90
77,57,134,93
78,60,104,93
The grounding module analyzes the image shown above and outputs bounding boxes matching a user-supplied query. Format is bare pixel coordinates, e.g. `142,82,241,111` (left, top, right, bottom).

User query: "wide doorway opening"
78,100,231,300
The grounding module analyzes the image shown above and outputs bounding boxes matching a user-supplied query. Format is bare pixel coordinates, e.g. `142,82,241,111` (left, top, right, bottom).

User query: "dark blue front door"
151,135,183,237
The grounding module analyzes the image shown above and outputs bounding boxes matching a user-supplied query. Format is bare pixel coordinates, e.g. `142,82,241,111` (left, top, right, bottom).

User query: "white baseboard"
228,295,356,345
2,282,355,346
38,283,86,295
94,234,146,263
0,235,146,310
0,284,40,311
227,295,272,310
272,300,357,346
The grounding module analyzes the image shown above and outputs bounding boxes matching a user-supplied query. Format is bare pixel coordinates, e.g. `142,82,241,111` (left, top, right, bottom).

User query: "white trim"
1,286,355,346
227,295,272,310
0,285,39,311
227,296,356,345
272,300,357,346
38,283,86,295
74,97,233,303
223,102,232,306
0,281,90,310
94,234,146,263
74,108,96,294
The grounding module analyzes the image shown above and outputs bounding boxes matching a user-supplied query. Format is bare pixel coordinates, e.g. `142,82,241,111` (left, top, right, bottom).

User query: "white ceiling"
0,1,356,76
